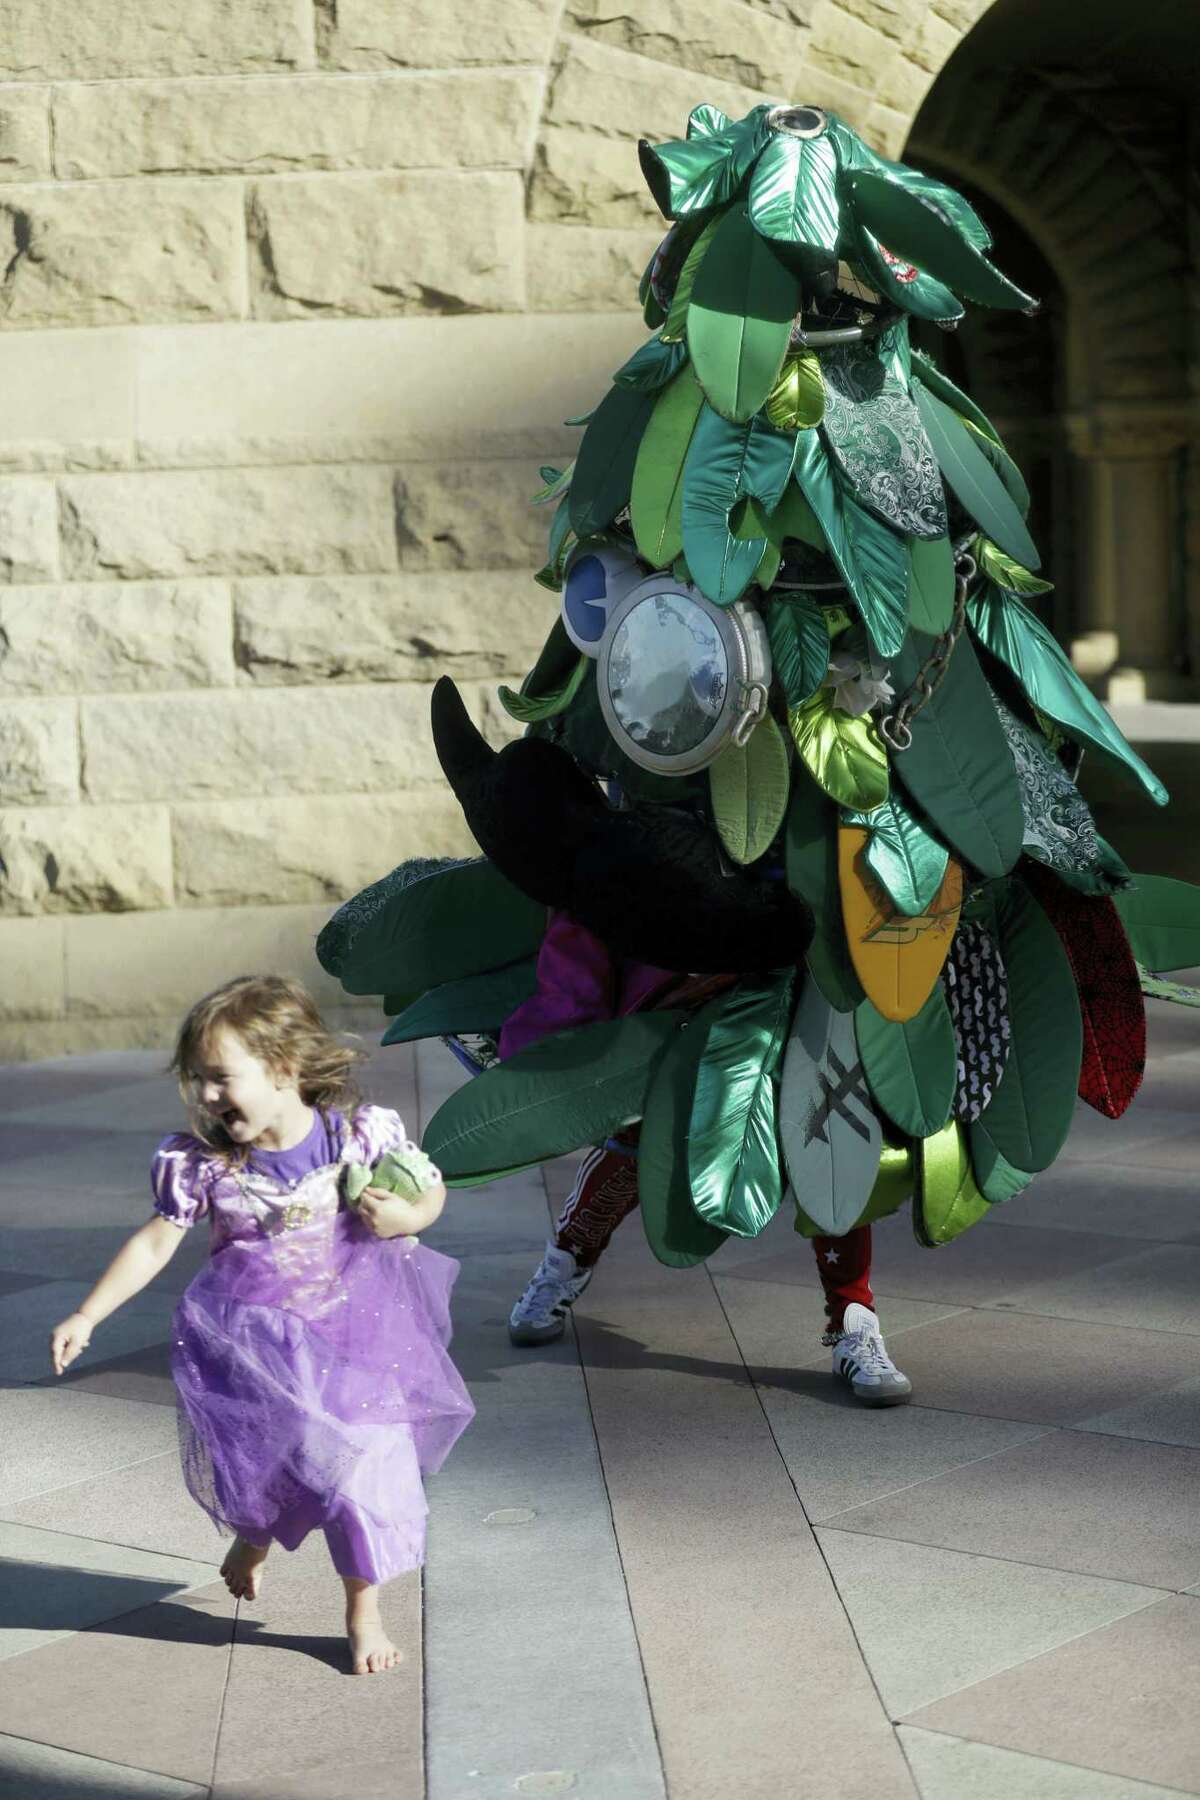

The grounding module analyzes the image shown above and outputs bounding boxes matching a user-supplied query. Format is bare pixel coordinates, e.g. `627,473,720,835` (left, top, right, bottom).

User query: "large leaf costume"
318,100,1193,1263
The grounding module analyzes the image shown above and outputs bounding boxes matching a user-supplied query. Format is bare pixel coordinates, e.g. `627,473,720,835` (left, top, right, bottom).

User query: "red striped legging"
554,1135,874,1332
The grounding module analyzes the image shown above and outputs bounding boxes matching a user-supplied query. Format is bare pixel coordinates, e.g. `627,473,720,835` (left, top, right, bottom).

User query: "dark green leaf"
855,987,956,1137
847,170,1036,310
382,960,538,1046
1114,875,1200,972
848,221,964,325
908,534,955,632
964,420,1030,519
913,380,1041,569
569,384,656,537
784,773,864,1011
613,335,689,392
498,652,589,723
767,591,829,706
424,1013,686,1177
910,349,1004,443
682,404,798,605
638,1000,731,1267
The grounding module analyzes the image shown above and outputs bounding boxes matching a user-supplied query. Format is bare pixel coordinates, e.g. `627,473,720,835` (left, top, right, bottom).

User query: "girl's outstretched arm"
49,1215,185,1374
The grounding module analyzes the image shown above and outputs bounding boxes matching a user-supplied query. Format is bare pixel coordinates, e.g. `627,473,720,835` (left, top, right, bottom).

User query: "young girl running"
49,975,474,1675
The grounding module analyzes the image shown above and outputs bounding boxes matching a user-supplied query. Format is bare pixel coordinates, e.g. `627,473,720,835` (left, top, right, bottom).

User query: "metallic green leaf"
424,1012,686,1177
767,591,829,707
784,774,864,1012
638,998,731,1267
630,364,706,567
1114,876,1200,972
888,626,1025,878
569,383,656,537
966,583,1168,805
709,712,791,865
969,882,1082,1174
964,419,1030,518
382,959,538,1046
908,533,955,632
828,117,992,251
612,336,689,391
638,110,770,219
846,170,1035,311
788,687,889,811
688,103,731,139
856,986,957,1138
845,790,949,915
792,430,911,657
662,214,722,341
689,971,794,1236
912,379,1041,569
847,220,964,325
687,201,799,424
974,535,1053,597
747,131,839,248
765,351,825,430
913,1119,992,1246
682,404,798,605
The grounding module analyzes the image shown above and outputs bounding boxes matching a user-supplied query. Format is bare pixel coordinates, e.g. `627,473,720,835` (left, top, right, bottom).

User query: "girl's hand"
50,1312,94,1375
357,1182,446,1238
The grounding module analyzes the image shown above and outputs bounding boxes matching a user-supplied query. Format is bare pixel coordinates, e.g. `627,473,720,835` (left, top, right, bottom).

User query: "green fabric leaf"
828,122,993,252
423,1013,686,1178
855,987,956,1138
846,170,1036,310
767,591,829,707
847,220,964,325
638,110,769,218
784,775,865,1012
638,999,732,1267
682,405,799,605
765,352,825,431
754,538,782,590
662,214,723,341
966,1136,1035,1205
687,201,799,424
630,364,706,567
908,533,955,632
381,959,538,1046
974,535,1053,597
793,430,911,657
910,349,1003,443
709,712,791,865
913,1120,992,1246
788,686,889,813
913,379,1041,570
1137,963,1200,1007
689,971,794,1236
1114,876,1200,972
845,790,949,915
970,882,1083,1174
778,977,882,1235
747,131,839,249
329,859,546,999
612,336,689,392
569,384,656,538
498,652,589,723
688,104,731,139
531,462,574,505
888,627,1024,878
964,420,1030,519
966,584,1168,805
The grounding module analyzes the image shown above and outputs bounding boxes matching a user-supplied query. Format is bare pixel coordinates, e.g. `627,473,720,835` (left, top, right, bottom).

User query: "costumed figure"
317,103,1200,1407
49,975,474,1675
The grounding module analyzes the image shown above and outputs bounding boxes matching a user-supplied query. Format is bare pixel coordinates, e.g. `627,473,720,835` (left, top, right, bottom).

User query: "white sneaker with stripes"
830,1303,913,1406
508,1241,594,1346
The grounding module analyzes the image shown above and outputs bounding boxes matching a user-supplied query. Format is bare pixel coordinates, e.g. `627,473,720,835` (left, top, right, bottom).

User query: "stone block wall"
0,0,983,1059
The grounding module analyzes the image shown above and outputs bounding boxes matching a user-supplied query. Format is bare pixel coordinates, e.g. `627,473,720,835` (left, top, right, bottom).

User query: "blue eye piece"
561,545,646,657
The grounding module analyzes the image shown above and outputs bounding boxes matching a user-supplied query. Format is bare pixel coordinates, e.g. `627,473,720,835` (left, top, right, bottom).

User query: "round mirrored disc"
606,590,730,758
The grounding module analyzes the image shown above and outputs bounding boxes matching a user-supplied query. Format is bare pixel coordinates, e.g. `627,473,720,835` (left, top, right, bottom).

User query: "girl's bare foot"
221,1536,270,1600
344,1580,402,1675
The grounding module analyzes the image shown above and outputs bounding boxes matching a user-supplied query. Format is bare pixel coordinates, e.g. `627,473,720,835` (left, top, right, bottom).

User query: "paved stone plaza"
2,1012,1200,1800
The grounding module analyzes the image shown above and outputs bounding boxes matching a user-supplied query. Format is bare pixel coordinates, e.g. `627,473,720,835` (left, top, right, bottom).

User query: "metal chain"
878,548,976,752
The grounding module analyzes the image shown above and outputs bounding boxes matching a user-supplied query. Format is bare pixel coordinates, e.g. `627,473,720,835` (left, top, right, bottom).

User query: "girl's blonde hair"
170,974,365,1157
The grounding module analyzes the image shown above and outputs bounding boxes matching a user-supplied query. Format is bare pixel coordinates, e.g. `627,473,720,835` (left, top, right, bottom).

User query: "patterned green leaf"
846,170,1035,310
1114,876,1200,972
630,364,706,567
966,584,1168,805
382,959,538,1046
709,712,791,865
569,383,656,537
765,352,825,430
612,336,689,391
974,535,1053,597
844,790,949,915
748,131,839,248
792,430,911,656
767,591,829,707
907,533,955,632
682,404,798,605
856,986,957,1137
788,687,889,811
424,1013,686,1177
687,201,799,424
689,971,794,1236
913,379,1041,569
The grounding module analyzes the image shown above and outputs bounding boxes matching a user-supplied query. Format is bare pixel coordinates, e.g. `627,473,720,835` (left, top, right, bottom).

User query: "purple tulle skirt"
170,1212,474,1583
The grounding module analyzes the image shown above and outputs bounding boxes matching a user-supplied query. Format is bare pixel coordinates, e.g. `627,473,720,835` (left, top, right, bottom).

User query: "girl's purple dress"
153,1105,474,1584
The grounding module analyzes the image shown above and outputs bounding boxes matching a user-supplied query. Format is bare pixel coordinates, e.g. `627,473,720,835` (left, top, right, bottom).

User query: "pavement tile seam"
799,1413,1059,1525
896,1723,1200,1800
0,1443,186,1511
815,1520,1187,1598
0,1728,212,1796
0,1503,223,1570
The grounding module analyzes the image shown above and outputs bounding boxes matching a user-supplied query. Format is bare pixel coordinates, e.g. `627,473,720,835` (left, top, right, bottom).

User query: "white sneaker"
830,1302,913,1406
508,1241,594,1346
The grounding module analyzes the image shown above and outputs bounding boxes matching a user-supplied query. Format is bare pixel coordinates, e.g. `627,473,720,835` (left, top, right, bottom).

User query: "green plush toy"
343,1148,439,1208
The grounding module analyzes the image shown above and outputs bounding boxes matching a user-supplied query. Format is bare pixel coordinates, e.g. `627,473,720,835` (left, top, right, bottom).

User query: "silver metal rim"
767,104,828,140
